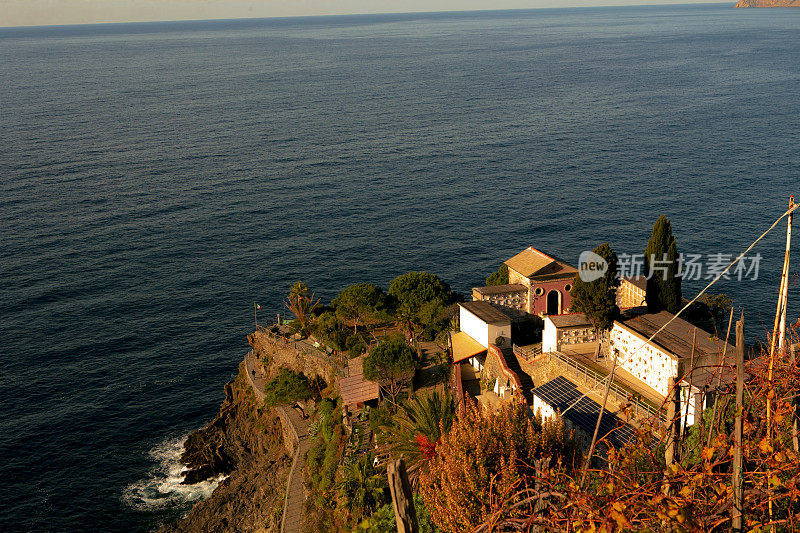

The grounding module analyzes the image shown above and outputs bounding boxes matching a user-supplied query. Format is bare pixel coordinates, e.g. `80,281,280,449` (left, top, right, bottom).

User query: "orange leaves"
701,446,715,461
758,438,773,455
418,398,579,533
609,502,632,529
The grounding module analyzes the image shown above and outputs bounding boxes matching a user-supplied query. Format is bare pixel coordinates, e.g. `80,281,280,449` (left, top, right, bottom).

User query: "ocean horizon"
2,3,798,530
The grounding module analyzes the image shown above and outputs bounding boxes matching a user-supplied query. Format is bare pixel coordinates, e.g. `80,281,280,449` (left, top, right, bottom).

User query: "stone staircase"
503,349,535,403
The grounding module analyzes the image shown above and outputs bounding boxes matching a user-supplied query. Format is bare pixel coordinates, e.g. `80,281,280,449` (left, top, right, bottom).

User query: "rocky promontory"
735,0,800,7
158,362,290,533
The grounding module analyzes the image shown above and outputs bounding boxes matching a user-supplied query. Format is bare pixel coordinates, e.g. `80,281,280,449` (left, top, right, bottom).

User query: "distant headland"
735,0,800,7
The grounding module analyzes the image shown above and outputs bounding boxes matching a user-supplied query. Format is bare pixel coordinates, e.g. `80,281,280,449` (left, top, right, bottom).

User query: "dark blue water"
2,4,799,531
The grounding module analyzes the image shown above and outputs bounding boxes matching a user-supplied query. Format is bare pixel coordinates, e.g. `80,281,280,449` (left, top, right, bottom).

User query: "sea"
1,3,799,531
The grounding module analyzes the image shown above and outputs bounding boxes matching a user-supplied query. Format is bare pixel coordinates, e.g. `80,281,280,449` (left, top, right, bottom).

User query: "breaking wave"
122,434,226,512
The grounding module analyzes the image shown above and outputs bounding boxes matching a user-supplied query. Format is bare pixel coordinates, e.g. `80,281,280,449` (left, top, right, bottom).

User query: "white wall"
610,323,677,397
542,317,558,352
533,393,556,419
460,307,490,347
488,322,512,347
610,323,699,427
460,306,510,349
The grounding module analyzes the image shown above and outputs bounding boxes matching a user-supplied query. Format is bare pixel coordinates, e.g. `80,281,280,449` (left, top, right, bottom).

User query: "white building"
609,311,735,426
458,301,511,349
542,313,598,353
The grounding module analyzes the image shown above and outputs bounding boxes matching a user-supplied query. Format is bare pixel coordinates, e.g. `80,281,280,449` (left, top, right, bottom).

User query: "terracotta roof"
473,284,528,295
341,356,380,405
459,301,510,324
450,331,487,363
505,247,577,279
547,313,592,329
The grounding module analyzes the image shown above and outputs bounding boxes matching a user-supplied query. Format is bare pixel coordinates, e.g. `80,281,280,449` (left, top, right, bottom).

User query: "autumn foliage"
467,324,800,532
418,396,581,533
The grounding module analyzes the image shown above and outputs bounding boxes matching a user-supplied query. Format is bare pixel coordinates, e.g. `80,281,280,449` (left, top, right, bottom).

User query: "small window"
534,287,545,296
564,284,572,292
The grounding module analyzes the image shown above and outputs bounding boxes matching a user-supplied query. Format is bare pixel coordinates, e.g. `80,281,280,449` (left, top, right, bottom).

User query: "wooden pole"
732,315,744,533
767,197,794,437
765,197,792,525
387,458,418,533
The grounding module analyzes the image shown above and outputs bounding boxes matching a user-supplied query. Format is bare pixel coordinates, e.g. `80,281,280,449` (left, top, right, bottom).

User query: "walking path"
244,351,309,533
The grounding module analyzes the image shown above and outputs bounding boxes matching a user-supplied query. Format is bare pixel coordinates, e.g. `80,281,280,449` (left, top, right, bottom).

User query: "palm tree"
284,281,320,336
336,452,386,524
380,388,456,485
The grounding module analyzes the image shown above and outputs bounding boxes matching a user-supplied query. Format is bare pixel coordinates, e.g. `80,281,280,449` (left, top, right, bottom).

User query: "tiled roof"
505,247,577,279
532,376,637,450
473,284,528,295
459,301,510,324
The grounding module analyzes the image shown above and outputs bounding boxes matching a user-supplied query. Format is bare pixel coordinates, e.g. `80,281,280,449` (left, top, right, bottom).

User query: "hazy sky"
1,1,725,27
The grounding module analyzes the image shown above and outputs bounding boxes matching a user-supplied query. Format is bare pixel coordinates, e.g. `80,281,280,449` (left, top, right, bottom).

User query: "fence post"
388,458,419,533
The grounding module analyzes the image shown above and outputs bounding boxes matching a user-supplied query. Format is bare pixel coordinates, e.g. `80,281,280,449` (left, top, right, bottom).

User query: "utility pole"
707,307,735,449
767,196,794,436
732,315,744,533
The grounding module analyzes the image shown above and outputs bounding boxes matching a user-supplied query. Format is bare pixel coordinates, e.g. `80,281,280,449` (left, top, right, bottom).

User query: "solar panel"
532,376,637,449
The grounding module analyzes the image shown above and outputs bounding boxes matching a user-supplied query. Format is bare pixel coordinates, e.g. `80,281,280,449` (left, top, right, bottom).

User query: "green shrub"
347,334,367,359
485,264,509,286
262,368,313,406
306,397,343,497
362,493,439,532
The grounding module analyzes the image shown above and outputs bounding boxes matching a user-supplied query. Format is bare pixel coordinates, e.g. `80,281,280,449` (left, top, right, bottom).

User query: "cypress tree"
569,242,620,332
644,215,682,314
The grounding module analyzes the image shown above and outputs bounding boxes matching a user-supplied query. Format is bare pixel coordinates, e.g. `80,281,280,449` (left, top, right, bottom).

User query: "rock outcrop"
735,0,800,7
158,364,290,533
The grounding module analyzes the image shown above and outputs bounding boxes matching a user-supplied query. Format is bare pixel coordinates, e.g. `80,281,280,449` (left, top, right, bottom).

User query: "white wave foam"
122,433,226,512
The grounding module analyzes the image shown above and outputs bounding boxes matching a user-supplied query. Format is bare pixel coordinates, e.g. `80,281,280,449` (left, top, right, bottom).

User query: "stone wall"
482,344,522,398
274,406,299,458
248,329,341,382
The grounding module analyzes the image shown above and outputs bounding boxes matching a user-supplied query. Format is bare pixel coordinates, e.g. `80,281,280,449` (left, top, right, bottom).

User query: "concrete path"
244,351,310,533
279,407,310,533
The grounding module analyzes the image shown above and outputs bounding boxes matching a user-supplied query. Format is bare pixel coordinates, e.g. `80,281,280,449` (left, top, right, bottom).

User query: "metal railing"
547,350,666,423
513,343,542,361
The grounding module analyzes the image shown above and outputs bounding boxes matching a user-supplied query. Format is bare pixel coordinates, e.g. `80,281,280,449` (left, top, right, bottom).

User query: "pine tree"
643,215,682,314
569,242,620,332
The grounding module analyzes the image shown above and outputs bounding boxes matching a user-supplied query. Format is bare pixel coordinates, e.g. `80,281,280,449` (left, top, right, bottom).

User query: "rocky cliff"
735,0,800,7
158,364,290,533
